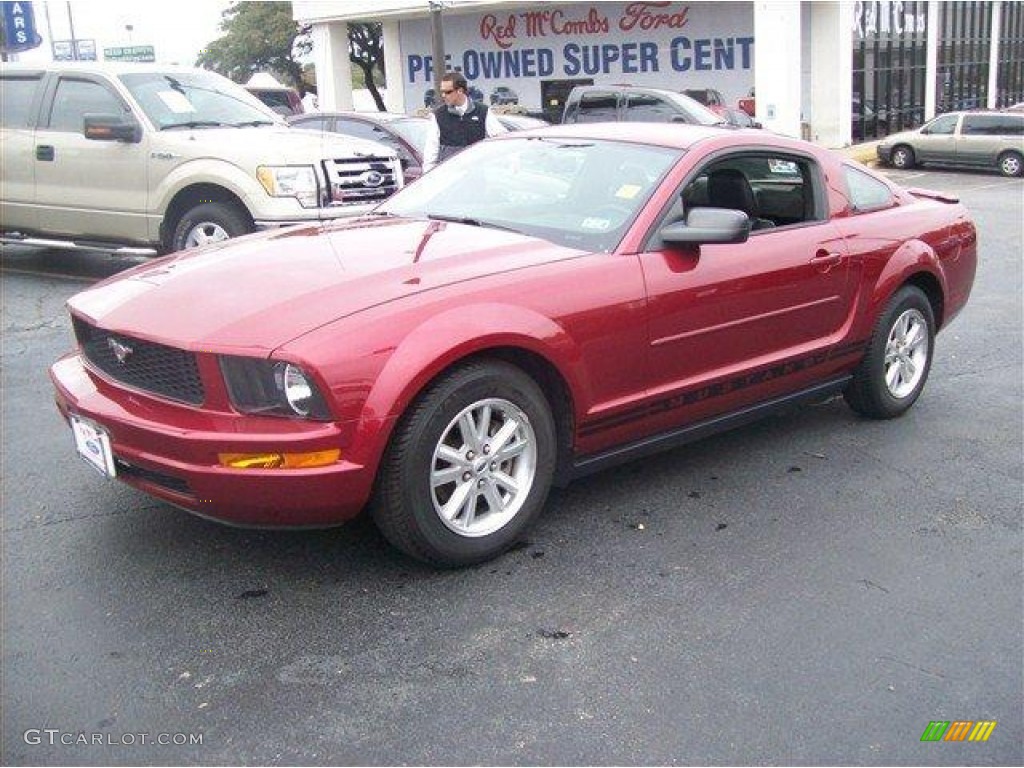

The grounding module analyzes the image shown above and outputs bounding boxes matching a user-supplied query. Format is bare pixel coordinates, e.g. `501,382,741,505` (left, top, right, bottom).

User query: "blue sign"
2,1,43,53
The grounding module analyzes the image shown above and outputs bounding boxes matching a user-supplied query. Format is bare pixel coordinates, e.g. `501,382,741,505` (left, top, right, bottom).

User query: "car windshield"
379,136,681,252
119,71,279,130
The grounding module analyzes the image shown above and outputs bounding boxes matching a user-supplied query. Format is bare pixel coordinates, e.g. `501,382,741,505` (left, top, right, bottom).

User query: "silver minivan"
877,110,1024,177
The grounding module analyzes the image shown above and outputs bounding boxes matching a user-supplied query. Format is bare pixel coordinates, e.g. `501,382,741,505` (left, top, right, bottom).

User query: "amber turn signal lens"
218,449,340,469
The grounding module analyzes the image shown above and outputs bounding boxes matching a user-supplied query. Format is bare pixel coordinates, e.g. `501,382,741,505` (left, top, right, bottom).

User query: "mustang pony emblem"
107,337,134,364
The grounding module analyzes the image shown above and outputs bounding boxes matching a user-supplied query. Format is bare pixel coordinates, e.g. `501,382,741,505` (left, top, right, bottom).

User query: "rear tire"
998,150,1023,178
372,360,556,567
170,201,253,252
844,286,935,419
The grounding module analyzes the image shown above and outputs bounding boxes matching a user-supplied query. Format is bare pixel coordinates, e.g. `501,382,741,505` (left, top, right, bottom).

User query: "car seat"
707,168,775,230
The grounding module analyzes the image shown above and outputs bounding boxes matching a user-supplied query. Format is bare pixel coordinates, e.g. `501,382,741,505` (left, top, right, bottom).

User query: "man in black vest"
423,71,506,172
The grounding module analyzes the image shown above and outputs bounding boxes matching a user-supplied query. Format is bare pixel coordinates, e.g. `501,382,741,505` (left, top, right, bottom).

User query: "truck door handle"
36,145,55,161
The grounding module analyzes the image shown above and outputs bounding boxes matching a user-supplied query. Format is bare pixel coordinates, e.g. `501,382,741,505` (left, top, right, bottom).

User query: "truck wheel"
170,201,253,252
371,360,556,567
843,286,934,419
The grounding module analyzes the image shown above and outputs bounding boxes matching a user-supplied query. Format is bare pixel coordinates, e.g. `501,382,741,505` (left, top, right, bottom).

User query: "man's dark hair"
442,71,468,91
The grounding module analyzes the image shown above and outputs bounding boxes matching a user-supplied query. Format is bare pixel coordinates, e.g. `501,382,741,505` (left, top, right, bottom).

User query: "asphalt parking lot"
1,166,1021,766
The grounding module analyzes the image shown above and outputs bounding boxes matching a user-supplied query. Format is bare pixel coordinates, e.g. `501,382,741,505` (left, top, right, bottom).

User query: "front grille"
323,155,401,206
73,316,205,405
114,457,192,496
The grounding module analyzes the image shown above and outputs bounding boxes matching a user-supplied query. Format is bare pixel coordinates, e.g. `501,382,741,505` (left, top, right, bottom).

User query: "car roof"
495,121,789,151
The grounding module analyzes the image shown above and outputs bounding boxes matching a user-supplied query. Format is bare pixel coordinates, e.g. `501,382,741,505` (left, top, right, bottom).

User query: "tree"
349,22,386,111
196,2,311,87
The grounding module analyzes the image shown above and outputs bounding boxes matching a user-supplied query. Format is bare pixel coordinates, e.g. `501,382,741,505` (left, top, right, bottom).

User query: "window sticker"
581,217,612,230
157,91,196,113
614,184,642,199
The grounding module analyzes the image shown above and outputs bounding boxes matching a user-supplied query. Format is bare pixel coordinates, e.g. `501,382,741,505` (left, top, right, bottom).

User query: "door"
913,113,959,164
0,71,45,232
636,153,854,433
33,74,151,243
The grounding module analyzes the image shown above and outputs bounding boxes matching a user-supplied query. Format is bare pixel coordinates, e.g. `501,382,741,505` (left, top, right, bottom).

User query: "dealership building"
293,0,1024,147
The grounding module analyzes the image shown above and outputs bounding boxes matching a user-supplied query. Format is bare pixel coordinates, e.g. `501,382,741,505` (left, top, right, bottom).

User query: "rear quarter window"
843,165,895,212
962,114,1024,135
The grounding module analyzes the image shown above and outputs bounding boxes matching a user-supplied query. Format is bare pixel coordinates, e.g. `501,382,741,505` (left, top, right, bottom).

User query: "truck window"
624,93,678,122
572,91,618,123
0,75,43,128
47,78,124,133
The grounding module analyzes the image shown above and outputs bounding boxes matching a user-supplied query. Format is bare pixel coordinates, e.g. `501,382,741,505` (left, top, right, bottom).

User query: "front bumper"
50,353,377,528
876,144,894,162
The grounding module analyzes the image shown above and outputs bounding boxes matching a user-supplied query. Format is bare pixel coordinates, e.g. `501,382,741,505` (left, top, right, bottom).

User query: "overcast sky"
13,0,232,65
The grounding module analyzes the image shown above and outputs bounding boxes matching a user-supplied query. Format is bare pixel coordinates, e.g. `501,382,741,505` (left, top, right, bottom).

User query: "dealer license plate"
71,416,116,478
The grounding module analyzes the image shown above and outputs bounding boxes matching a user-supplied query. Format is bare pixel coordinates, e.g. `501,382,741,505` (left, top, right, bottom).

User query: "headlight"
219,356,331,420
256,165,319,208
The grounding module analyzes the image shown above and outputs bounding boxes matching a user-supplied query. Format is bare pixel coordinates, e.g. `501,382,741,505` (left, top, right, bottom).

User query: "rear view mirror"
660,207,750,245
83,113,142,143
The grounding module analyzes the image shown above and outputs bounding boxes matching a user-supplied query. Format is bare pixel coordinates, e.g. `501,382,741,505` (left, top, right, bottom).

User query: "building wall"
395,2,755,117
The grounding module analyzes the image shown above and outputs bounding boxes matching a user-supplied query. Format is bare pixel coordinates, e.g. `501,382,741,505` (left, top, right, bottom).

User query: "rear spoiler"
906,187,960,204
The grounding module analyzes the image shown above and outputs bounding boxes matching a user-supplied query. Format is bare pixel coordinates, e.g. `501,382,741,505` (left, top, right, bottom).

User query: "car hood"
878,128,921,146
160,125,393,162
69,218,584,354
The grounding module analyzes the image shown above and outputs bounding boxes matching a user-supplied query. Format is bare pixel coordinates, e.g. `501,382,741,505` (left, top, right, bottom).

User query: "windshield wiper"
161,120,231,131
427,214,522,233
231,119,276,128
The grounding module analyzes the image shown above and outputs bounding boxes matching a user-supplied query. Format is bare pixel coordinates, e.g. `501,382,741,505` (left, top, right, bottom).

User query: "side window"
47,78,124,133
674,153,824,234
624,94,677,122
293,116,332,131
335,119,415,165
923,114,958,135
574,91,618,123
843,165,894,212
0,76,43,128
963,114,1024,135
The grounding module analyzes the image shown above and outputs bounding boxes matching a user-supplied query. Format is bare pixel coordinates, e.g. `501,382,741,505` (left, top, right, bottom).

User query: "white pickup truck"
0,63,403,255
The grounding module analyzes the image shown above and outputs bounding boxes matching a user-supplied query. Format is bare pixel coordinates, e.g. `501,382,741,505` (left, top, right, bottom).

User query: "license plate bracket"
71,415,116,478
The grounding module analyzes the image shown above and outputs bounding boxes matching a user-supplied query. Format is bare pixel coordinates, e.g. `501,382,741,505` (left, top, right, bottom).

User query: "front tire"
170,201,253,252
844,286,935,419
890,145,915,170
372,360,556,567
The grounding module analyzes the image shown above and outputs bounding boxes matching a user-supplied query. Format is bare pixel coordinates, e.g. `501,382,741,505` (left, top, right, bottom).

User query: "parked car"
245,85,303,116
490,86,519,105
1004,102,1024,112
51,123,977,566
877,110,1024,176
0,63,403,255
289,111,431,182
738,87,756,117
562,85,724,126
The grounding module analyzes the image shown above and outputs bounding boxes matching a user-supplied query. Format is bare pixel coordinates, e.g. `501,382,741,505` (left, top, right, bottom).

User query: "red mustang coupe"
51,123,977,567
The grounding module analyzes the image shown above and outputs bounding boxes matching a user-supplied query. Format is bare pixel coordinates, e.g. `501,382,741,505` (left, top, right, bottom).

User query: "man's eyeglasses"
440,89,455,95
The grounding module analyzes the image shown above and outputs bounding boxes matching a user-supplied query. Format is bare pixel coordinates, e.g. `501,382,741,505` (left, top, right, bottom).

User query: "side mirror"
751,120,763,129
83,113,142,143
659,207,750,245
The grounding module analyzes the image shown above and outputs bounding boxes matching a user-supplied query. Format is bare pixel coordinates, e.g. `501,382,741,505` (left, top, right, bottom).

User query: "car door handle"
811,250,843,270
36,145,55,161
